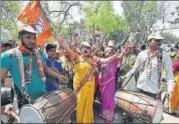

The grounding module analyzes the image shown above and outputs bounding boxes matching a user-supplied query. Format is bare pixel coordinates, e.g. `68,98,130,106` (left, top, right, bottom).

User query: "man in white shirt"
122,33,174,99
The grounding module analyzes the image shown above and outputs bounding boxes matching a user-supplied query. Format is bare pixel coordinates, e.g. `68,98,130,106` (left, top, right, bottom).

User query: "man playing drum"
121,33,174,122
122,33,174,99
45,44,66,91
1,25,66,101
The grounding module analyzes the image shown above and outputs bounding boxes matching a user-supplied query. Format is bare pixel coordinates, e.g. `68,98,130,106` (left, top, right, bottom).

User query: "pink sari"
97,58,118,122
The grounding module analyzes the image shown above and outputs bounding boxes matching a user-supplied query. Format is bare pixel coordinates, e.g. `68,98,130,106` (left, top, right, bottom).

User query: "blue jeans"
138,89,157,99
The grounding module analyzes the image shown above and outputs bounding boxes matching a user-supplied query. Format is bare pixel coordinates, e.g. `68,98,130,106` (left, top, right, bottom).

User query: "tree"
168,5,179,25
40,1,81,26
121,1,158,33
162,32,179,43
39,1,82,42
1,1,20,42
157,1,167,24
82,1,128,34
53,23,71,39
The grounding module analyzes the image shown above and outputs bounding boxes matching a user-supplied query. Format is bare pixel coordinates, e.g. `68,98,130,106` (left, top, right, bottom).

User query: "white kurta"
125,49,174,94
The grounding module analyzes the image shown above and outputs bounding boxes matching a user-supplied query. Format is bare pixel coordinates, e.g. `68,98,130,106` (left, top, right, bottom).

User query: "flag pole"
38,1,56,35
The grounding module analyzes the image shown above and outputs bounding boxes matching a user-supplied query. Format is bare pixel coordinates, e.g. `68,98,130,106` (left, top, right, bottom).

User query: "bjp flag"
17,0,51,47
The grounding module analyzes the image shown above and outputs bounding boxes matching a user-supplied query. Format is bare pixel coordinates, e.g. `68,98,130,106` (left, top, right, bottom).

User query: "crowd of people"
1,24,179,123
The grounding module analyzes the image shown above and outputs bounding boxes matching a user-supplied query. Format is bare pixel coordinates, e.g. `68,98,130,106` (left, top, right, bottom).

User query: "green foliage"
53,23,71,40
9,27,20,44
121,1,158,32
162,32,179,43
0,20,13,31
1,1,20,42
82,1,128,34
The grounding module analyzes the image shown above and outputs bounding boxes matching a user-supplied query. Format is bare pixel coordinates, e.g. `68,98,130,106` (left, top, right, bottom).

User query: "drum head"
152,102,163,123
19,104,45,123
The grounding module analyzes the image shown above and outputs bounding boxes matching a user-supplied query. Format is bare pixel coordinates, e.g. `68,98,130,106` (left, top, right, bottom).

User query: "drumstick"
12,111,21,123
51,67,65,78
51,67,67,83
121,73,135,89
8,111,21,123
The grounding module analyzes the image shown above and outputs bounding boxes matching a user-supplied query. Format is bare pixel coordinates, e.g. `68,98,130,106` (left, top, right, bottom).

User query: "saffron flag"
17,0,51,47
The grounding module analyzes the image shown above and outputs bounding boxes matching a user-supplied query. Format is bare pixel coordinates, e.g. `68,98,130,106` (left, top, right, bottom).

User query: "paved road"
71,100,179,123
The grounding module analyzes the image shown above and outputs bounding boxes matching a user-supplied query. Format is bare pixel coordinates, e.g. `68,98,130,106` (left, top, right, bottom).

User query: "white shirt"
125,49,174,94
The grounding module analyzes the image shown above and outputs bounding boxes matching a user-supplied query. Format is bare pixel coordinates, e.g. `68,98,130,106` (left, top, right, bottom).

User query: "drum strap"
122,72,136,89
75,64,94,94
146,49,163,99
10,48,26,88
9,49,33,107
156,49,163,99
14,84,32,108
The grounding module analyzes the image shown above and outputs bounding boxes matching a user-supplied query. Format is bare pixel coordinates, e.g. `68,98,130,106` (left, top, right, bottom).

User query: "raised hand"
72,32,77,39
53,33,64,44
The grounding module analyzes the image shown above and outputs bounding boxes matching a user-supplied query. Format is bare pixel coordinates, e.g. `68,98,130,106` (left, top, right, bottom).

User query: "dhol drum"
115,90,163,123
18,89,77,123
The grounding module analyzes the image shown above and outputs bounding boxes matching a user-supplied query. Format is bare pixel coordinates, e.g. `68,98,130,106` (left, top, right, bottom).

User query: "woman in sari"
170,61,179,116
55,34,120,123
98,47,124,123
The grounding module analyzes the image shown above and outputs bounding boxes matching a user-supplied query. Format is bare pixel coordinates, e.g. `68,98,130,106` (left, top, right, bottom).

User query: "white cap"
18,25,36,34
147,33,164,41
81,41,92,49
108,40,115,47
104,47,114,53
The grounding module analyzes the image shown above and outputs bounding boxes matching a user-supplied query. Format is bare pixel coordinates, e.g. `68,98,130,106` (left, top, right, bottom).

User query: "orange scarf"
18,45,46,83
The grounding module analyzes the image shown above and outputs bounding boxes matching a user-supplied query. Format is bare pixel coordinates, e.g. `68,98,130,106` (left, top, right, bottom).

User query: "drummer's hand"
1,104,15,118
58,75,68,83
168,91,173,100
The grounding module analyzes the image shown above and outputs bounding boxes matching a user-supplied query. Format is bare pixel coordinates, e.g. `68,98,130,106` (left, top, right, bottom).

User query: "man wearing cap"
121,33,174,122
1,25,66,101
45,44,65,91
122,33,174,98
